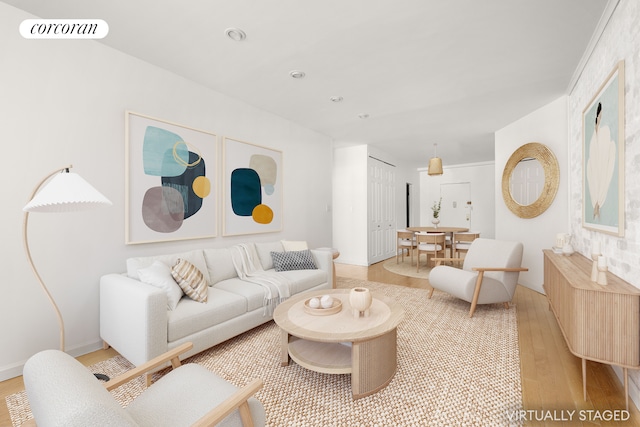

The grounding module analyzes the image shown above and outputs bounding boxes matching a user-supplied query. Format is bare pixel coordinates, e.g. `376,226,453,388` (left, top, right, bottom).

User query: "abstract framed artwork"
582,60,625,237
125,111,217,244
222,137,283,236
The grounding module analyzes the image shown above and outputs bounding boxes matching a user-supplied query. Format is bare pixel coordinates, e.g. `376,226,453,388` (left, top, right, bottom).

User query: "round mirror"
501,142,559,218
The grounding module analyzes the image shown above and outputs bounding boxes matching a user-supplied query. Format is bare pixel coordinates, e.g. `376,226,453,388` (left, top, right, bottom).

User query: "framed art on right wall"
582,60,625,237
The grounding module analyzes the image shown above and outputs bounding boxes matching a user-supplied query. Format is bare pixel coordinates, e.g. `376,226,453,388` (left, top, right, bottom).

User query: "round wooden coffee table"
273,288,404,399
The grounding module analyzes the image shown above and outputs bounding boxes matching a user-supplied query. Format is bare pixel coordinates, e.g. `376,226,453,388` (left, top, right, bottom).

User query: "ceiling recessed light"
358,113,369,119
330,96,344,102
224,28,246,41
289,70,306,79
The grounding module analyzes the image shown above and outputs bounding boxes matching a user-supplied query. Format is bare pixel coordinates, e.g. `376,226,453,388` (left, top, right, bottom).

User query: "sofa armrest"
310,249,333,288
100,273,168,366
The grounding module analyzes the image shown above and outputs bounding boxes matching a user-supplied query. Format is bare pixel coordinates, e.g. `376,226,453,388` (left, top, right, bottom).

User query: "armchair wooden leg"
239,401,255,427
503,302,509,309
469,271,485,318
428,287,434,299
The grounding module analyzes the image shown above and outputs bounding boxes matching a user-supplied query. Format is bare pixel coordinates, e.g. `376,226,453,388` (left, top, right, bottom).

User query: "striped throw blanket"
230,243,291,315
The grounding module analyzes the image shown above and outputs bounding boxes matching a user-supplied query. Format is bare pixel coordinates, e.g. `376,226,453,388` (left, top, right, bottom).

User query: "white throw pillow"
138,261,183,310
281,240,309,251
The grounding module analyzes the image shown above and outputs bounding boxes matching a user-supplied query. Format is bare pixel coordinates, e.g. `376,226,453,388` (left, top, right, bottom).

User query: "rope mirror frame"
501,142,560,219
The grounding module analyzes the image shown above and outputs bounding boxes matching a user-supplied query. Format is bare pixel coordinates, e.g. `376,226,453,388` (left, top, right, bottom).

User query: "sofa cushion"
127,250,210,284
167,288,247,342
254,241,284,270
171,259,208,303
203,248,238,285
271,250,318,272
272,268,327,294
213,278,268,312
281,240,309,251
137,261,184,310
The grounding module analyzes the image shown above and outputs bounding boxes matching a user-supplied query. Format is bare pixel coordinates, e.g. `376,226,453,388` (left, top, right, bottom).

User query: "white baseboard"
0,340,104,382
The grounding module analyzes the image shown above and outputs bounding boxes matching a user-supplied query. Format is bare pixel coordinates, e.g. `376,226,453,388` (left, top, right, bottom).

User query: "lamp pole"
22,165,71,352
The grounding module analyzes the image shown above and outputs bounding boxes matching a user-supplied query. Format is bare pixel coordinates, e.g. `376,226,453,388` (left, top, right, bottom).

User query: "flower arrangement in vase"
431,198,442,227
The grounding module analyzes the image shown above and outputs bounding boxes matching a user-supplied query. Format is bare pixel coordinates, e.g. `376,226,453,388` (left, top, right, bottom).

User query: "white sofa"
100,241,333,366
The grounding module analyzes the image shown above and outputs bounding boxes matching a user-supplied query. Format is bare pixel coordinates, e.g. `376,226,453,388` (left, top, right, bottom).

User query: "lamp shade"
23,171,112,213
428,157,443,176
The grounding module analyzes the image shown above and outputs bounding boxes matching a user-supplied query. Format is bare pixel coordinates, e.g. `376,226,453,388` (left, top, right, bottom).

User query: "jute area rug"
382,256,431,279
7,278,522,427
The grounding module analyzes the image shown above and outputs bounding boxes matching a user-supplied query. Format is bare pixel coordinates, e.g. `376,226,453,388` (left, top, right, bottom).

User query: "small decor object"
320,294,334,309
304,297,342,315
582,60,625,237
597,256,608,286
431,197,442,228
350,287,372,318
562,234,574,256
590,240,601,282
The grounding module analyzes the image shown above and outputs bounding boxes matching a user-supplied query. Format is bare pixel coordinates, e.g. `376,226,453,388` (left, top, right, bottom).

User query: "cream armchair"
428,238,527,317
22,342,265,427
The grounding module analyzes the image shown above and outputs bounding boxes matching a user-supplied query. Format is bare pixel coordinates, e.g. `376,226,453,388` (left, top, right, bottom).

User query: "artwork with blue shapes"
126,112,217,244
223,137,282,236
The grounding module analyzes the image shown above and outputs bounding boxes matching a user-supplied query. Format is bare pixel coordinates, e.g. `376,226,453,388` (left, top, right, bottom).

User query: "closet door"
368,157,396,264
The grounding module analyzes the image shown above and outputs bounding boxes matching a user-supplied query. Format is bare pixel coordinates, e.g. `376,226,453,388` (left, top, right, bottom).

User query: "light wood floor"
1,260,638,426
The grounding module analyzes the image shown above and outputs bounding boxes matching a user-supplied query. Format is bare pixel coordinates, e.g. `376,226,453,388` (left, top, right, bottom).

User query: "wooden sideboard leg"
582,358,587,401
624,367,629,411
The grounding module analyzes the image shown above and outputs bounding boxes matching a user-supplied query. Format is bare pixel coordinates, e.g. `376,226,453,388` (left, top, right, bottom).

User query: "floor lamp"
22,165,112,355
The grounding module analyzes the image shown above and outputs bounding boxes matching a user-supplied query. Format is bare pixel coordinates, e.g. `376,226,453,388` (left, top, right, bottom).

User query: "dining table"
407,226,469,234
407,226,469,258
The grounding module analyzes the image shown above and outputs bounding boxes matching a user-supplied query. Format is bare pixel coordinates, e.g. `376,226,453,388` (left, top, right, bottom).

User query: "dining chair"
452,232,480,258
396,230,416,264
416,232,445,272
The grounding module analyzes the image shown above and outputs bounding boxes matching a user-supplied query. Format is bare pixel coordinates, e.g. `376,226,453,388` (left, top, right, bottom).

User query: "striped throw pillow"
171,258,208,303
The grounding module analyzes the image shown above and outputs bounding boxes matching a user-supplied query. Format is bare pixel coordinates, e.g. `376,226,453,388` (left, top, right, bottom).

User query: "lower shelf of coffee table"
288,337,352,374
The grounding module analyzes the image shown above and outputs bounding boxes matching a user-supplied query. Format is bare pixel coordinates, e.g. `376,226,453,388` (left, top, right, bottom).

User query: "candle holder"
591,253,600,282
597,265,608,286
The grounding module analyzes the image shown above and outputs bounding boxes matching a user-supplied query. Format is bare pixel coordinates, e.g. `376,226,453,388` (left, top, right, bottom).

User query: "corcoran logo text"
20,19,109,39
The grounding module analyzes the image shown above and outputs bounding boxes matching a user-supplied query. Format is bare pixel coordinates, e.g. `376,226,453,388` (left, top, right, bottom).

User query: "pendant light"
428,143,443,176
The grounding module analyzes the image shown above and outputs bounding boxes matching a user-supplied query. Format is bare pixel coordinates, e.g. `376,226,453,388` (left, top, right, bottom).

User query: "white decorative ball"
320,295,334,309
309,297,321,309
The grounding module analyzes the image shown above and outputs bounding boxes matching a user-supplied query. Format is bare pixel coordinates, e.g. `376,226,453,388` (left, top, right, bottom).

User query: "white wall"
566,0,640,406
494,96,569,293
333,145,420,266
1,3,333,380
419,162,496,238
332,145,369,266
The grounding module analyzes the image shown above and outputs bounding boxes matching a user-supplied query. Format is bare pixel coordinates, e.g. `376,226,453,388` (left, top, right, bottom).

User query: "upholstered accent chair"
416,232,445,272
396,230,416,264
22,342,265,427
428,238,527,317
452,232,480,258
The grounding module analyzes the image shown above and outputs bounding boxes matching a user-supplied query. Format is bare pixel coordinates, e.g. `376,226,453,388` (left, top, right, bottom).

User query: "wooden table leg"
351,329,398,399
280,329,290,366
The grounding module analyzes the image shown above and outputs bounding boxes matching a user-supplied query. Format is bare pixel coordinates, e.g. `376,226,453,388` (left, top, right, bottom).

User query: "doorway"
439,182,472,228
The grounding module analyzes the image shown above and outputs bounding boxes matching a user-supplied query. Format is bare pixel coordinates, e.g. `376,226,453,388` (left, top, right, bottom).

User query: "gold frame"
501,142,559,219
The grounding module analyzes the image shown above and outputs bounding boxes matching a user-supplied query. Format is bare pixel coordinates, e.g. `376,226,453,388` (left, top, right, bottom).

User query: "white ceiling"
6,0,609,168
